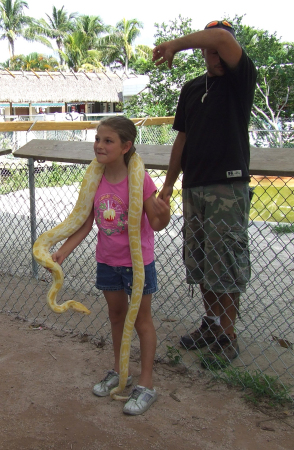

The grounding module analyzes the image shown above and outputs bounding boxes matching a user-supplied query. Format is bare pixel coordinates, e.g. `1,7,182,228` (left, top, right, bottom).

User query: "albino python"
33,153,145,400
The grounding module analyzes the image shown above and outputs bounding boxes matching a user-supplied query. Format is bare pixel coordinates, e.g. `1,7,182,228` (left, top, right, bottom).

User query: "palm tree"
0,0,33,57
129,44,153,73
134,44,153,61
37,6,78,64
75,15,109,50
55,15,108,72
23,52,59,70
4,52,59,70
60,30,104,72
99,18,143,72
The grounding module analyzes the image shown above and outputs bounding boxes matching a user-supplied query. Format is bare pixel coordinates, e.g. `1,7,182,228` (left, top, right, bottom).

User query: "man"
153,20,257,367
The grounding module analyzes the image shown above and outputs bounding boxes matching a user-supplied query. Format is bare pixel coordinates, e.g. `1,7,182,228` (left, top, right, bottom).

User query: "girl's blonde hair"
97,116,137,166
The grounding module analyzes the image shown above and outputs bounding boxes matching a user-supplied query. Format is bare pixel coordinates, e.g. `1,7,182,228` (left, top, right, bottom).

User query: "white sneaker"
123,385,158,415
93,370,133,397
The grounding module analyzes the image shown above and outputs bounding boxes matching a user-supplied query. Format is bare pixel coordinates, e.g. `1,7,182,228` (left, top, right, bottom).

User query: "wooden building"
0,69,124,118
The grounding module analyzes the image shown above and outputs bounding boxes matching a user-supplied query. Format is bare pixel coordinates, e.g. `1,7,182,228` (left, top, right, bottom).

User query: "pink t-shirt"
94,172,157,267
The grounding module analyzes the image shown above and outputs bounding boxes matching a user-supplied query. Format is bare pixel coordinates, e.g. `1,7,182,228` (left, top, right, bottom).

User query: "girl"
51,116,170,415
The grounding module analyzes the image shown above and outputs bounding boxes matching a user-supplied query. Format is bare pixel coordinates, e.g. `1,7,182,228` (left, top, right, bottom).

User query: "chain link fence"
1,122,294,399
135,118,294,148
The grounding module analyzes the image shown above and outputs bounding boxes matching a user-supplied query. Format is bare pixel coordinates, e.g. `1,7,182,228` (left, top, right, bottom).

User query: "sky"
0,0,293,62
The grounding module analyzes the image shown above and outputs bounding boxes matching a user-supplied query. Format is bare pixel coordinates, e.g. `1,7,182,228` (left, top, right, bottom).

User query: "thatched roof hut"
0,69,123,104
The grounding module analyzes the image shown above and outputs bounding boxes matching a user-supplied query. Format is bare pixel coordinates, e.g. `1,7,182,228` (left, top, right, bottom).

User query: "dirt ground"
1,313,294,450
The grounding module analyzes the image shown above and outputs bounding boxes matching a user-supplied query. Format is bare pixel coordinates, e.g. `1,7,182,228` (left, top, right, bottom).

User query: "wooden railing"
0,117,174,132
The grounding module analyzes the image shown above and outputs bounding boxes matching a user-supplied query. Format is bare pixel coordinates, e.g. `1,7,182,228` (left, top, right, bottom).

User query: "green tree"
0,0,33,57
44,14,109,71
124,15,205,117
75,14,109,50
60,30,104,72
59,14,108,71
3,52,59,70
129,44,153,72
37,5,78,64
228,14,294,147
99,18,143,72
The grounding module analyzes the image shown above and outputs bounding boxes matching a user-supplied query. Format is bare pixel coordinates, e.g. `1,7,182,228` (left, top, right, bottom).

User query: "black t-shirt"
173,49,257,188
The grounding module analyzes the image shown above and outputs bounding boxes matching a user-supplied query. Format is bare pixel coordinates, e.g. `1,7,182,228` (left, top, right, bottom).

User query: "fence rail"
1,122,294,398
0,117,174,132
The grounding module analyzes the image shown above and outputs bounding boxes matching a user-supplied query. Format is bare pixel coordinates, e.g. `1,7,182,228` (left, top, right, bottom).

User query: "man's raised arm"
152,28,242,70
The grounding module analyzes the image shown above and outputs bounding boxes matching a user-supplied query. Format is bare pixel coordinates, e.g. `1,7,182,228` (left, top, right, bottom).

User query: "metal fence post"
28,157,38,278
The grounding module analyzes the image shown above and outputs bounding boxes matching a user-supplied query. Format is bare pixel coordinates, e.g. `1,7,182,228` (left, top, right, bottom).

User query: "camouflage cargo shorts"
182,182,251,293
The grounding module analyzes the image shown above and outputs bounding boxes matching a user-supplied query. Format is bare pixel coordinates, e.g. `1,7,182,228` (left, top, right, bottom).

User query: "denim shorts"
95,261,158,295
182,182,251,293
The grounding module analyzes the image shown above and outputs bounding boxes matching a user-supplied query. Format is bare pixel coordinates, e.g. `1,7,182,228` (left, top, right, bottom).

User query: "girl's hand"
51,250,65,266
152,194,171,219
46,250,65,273
45,209,94,273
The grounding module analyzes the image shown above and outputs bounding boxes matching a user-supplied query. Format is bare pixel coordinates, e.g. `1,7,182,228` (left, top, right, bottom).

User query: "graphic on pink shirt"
95,193,128,236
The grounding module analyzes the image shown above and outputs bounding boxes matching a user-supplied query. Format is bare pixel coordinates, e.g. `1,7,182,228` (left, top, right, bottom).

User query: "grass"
0,163,86,195
199,356,292,406
166,345,182,366
250,184,294,223
272,223,294,234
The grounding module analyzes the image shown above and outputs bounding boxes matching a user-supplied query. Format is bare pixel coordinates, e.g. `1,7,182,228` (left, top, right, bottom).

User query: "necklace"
201,74,215,103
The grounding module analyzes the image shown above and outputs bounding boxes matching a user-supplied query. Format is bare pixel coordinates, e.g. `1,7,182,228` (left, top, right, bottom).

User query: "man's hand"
152,41,176,69
158,185,173,202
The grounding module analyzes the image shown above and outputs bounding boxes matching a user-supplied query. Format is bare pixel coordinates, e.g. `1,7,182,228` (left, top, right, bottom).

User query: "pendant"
201,93,208,103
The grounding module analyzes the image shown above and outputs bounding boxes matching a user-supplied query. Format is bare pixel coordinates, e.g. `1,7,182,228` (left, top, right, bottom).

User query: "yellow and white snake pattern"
33,153,145,399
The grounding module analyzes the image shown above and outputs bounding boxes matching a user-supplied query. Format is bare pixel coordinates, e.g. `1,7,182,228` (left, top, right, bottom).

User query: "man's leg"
180,188,221,349
180,285,222,350
201,287,240,335
200,285,220,317
216,292,237,337
199,182,250,367
201,291,240,368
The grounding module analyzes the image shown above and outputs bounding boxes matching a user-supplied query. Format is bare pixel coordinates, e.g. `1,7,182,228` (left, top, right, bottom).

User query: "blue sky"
0,0,292,61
